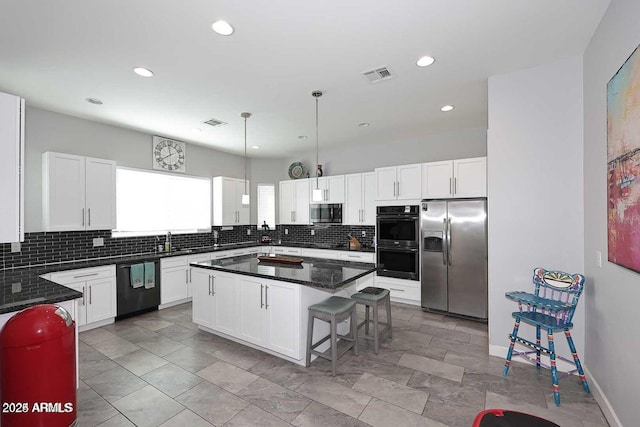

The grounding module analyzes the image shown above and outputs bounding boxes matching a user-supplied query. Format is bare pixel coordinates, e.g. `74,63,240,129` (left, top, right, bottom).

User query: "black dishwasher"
116,261,161,319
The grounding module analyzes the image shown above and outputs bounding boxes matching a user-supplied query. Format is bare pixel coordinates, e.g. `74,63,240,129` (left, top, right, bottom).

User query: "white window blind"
257,184,275,229
114,168,211,237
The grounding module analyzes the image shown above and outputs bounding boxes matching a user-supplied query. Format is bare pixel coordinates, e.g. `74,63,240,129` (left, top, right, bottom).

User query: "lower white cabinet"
160,256,190,305
192,268,301,359
48,265,116,331
374,275,420,302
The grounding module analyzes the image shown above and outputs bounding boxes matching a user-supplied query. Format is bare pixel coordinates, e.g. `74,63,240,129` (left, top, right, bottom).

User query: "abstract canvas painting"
607,43,640,274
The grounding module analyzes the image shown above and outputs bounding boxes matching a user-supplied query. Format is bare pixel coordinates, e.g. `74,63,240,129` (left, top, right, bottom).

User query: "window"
114,167,211,237
257,183,275,229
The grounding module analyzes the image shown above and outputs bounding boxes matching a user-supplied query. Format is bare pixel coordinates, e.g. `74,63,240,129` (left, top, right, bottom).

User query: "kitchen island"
190,255,375,365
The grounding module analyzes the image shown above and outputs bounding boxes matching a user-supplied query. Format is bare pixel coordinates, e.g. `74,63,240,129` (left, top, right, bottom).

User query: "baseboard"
583,365,623,427
490,345,623,426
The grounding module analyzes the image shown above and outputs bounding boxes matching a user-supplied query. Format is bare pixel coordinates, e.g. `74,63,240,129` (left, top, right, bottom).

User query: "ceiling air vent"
362,66,394,84
203,118,227,127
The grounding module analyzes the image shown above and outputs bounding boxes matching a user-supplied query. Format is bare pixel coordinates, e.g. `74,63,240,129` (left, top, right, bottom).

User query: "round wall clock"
152,136,186,173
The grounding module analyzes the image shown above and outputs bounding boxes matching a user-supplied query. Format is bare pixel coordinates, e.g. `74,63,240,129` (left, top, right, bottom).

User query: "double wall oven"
376,205,420,280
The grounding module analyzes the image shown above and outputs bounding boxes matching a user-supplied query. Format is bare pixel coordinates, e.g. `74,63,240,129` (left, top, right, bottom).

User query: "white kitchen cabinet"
264,279,300,358
48,265,116,331
337,251,375,263
0,92,24,243
160,256,190,305
191,267,215,328
422,156,486,198
211,271,238,336
42,152,116,231
279,179,310,224
212,176,250,226
161,253,214,307
375,163,421,201
344,172,375,225
238,277,268,347
301,248,338,259
309,175,345,204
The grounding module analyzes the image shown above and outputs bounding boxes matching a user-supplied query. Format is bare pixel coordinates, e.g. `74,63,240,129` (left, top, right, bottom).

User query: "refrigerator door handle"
442,219,448,265
447,217,452,266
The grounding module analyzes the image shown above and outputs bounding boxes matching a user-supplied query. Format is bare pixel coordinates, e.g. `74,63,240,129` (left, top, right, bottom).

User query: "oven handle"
377,246,419,252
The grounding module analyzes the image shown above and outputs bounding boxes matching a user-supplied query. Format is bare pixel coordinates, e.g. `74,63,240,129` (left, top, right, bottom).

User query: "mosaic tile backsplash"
0,224,375,270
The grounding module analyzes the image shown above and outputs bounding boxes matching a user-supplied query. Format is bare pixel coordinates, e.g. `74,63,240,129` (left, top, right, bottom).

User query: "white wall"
487,56,585,361
583,0,640,424
24,107,247,232
281,127,487,176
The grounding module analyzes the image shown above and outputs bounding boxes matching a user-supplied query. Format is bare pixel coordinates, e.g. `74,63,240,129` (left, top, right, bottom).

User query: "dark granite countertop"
190,255,375,290
0,240,375,314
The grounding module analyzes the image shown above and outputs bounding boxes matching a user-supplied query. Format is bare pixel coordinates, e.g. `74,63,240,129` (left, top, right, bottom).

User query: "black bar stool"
351,287,392,353
306,296,358,376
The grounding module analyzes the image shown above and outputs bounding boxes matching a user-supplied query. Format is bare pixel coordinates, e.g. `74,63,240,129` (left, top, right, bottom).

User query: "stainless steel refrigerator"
420,199,487,319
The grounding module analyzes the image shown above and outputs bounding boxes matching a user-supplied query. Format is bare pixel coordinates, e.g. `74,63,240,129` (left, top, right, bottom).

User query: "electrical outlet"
10,242,21,253
247,229,251,235
596,250,602,268
285,228,289,235
93,237,104,247
311,229,315,236
361,231,366,237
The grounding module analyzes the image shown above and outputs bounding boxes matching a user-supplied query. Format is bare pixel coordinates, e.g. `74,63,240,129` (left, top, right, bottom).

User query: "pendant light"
312,90,323,202
241,112,251,205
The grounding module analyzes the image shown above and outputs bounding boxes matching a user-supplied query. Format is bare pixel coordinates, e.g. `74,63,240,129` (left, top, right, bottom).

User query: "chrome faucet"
166,232,172,252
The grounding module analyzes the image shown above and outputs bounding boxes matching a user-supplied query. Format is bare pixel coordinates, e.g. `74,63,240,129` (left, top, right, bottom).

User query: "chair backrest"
532,267,585,324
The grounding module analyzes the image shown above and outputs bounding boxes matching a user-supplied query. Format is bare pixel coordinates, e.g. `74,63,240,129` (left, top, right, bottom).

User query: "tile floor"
77,302,608,427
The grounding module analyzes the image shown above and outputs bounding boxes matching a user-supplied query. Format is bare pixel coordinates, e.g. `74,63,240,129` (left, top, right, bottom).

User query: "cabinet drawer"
272,247,302,255
301,248,338,259
211,250,231,259
188,253,212,264
49,265,115,285
229,248,250,257
337,252,374,263
161,255,188,269
375,276,420,301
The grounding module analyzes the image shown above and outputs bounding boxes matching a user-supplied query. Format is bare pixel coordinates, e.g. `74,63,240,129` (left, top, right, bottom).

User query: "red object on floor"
0,304,77,427
473,409,560,427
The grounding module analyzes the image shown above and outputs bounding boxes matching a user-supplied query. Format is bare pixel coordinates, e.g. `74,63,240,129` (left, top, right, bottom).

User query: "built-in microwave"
310,203,342,224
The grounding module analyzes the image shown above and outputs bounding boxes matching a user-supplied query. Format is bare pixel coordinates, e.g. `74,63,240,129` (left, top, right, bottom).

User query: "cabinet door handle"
189,268,192,283
449,178,452,195
211,276,216,295
208,275,212,295
396,181,400,197
89,285,92,304
82,208,85,226
186,269,189,283
82,285,86,306
389,287,405,292
88,208,91,226
265,285,269,309
260,284,264,308
454,177,457,195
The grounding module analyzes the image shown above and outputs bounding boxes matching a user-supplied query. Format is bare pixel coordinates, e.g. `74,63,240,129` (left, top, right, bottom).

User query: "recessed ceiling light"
251,145,260,150
441,105,454,112
358,122,370,127
416,56,435,67
298,135,308,141
86,98,103,105
192,128,202,133
133,67,154,77
212,20,234,36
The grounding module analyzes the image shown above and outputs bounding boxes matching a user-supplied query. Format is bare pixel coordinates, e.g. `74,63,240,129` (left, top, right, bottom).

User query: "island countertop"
191,255,375,290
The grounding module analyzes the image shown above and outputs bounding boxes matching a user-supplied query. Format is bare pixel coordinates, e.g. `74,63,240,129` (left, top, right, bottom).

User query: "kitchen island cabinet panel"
264,279,300,359
211,272,238,336
238,277,267,347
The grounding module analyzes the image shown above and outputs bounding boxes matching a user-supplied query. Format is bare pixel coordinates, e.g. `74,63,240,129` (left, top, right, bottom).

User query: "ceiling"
0,1,609,158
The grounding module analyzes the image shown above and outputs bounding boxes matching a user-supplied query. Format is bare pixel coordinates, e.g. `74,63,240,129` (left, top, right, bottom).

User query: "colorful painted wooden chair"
503,267,590,406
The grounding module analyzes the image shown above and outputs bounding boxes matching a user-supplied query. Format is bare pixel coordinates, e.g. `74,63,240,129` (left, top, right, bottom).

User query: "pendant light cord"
241,112,251,195
315,96,319,187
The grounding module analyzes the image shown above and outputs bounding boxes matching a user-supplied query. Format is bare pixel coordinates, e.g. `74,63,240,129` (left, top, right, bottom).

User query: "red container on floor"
0,304,77,427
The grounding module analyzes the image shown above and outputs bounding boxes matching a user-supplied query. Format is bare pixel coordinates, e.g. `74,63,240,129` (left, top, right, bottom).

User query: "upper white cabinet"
279,179,310,224
344,172,375,225
308,175,345,204
422,156,486,198
212,176,250,226
375,163,422,201
0,92,24,243
43,152,116,231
